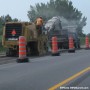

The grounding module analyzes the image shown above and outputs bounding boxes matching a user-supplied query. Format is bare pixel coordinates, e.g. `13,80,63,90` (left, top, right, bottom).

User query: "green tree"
5,14,12,22
28,0,83,21
76,16,87,36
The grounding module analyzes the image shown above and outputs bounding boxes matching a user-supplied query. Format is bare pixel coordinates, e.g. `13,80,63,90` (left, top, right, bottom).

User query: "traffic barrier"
68,36,75,53
51,36,60,56
17,36,29,63
85,36,89,49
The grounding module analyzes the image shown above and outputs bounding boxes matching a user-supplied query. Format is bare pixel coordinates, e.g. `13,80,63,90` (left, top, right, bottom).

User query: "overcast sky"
0,0,89,34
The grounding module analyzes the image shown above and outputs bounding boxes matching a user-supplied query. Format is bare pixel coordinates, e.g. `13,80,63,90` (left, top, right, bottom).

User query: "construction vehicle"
2,22,48,56
45,16,80,49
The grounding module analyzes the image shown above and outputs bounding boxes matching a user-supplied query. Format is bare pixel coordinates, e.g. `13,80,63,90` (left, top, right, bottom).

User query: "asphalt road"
0,49,90,90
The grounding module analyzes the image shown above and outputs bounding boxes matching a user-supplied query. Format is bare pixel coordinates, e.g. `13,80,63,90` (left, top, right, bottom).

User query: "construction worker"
35,17,43,34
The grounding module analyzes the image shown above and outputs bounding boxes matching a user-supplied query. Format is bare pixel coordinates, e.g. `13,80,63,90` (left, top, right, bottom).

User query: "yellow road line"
48,67,90,90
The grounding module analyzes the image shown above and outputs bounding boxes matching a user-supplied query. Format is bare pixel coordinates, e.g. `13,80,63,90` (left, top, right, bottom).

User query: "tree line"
0,0,87,36
27,0,87,36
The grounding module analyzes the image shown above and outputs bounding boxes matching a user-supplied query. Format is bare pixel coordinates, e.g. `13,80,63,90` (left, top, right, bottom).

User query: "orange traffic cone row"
51,36,60,56
68,36,75,53
17,36,29,63
85,36,89,49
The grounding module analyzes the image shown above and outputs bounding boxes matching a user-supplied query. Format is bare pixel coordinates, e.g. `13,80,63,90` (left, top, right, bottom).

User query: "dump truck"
2,22,48,56
45,16,80,49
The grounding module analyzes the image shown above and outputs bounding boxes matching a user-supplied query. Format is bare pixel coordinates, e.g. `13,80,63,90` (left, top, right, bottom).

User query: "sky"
0,0,90,34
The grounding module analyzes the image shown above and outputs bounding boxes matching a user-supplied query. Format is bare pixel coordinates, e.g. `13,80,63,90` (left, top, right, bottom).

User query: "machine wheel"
6,48,11,57
6,48,16,57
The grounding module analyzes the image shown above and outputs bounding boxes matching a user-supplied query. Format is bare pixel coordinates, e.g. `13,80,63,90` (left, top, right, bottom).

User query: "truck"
45,16,80,49
2,22,48,56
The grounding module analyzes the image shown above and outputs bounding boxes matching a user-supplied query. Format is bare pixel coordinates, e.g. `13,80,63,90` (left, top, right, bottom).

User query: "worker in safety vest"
35,17,43,34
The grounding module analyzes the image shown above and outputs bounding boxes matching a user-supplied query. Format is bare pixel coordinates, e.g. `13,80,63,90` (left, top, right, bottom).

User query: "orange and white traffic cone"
85,36,89,49
17,36,29,63
68,36,75,53
51,36,60,56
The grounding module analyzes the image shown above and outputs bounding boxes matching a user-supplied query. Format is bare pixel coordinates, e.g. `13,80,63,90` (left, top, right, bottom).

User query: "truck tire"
6,49,10,57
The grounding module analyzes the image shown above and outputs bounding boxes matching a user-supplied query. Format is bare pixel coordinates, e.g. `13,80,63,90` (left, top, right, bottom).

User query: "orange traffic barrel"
51,36,60,56
68,36,75,53
17,36,29,63
85,36,89,49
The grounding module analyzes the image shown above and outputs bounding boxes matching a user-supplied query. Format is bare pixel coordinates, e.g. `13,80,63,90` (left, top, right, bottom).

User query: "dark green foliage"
27,0,83,21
